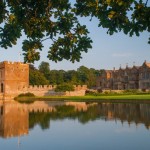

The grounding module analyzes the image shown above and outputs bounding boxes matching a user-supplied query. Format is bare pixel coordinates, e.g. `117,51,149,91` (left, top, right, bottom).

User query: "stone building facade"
96,61,150,90
0,61,87,100
0,61,29,95
98,70,113,90
139,62,150,90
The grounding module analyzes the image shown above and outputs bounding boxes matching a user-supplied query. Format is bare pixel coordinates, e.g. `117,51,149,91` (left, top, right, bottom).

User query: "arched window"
1,83,4,93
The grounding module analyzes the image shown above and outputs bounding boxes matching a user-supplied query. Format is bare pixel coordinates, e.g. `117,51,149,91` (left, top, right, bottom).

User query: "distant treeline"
29,61,103,88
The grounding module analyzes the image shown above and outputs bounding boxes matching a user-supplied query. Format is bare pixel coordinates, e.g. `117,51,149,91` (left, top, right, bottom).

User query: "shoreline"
14,94,150,103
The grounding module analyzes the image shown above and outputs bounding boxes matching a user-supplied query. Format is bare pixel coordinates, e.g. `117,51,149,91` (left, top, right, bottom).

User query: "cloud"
112,53,132,57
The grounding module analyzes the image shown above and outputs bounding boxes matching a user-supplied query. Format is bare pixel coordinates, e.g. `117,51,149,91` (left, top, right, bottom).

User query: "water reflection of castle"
98,103,150,129
0,101,150,138
0,101,28,138
0,101,89,138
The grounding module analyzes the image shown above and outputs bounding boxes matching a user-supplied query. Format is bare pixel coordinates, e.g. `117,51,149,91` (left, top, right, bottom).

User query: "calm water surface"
0,100,150,150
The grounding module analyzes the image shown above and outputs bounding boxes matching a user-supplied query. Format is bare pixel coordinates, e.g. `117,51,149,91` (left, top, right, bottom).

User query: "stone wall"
0,85,87,100
18,85,87,97
0,85,87,99
0,61,29,95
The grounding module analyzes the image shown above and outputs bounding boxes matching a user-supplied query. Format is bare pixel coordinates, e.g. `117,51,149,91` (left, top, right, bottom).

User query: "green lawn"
15,94,150,102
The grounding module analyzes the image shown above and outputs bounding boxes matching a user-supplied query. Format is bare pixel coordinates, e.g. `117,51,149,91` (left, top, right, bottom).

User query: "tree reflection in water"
0,101,150,139
29,102,150,130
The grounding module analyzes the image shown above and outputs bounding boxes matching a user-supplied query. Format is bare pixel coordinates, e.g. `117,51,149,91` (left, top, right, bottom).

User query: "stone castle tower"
0,61,29,98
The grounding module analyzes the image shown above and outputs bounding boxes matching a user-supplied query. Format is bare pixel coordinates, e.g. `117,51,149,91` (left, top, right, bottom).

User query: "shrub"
55,84,75,92
123,89,140,94
18,92,35,97
104,91,109,94
85,91,98,96
97,89,103,93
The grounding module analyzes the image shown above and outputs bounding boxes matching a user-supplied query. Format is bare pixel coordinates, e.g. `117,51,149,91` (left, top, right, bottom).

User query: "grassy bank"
14,94,150,102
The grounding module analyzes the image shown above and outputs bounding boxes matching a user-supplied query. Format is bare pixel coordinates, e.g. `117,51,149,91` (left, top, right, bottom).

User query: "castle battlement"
74,85,87,90
0,61,22,64
0,61,28,69
27,85,56,90
19,85,87,91
4,61,27,65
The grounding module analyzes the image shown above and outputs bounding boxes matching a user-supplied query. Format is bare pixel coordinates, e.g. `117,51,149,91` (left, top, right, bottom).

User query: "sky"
0,2,150,71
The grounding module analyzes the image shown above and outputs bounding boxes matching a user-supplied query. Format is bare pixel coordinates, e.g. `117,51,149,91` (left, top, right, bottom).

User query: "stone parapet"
0,84,87,100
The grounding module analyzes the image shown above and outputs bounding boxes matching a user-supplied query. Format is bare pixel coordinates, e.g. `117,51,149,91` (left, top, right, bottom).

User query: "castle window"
100,82,102,86
1,83,4,93
1,106,3,115
142,73,145,79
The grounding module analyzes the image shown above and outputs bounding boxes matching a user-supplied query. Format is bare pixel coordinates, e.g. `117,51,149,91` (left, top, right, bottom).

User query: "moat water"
0,100,150,150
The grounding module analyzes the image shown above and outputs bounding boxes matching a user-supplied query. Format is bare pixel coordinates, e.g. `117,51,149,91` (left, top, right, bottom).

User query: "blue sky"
0,2,149,71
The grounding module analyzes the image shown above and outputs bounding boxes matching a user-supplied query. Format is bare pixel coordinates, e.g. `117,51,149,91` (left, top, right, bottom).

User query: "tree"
47,70,65,85
0,1,149,63
38,61,50,79
55,83,75,92
77,66,89,83
48,70,58,85
56,70,65,85
64,70,78,84
75,0,150,41
77,66,100,87
29,65,49,85
0,0,92,63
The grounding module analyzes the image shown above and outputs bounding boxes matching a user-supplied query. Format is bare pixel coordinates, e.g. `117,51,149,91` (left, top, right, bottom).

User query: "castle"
0,61,87,100
96,61,150,91
1,101,150,138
